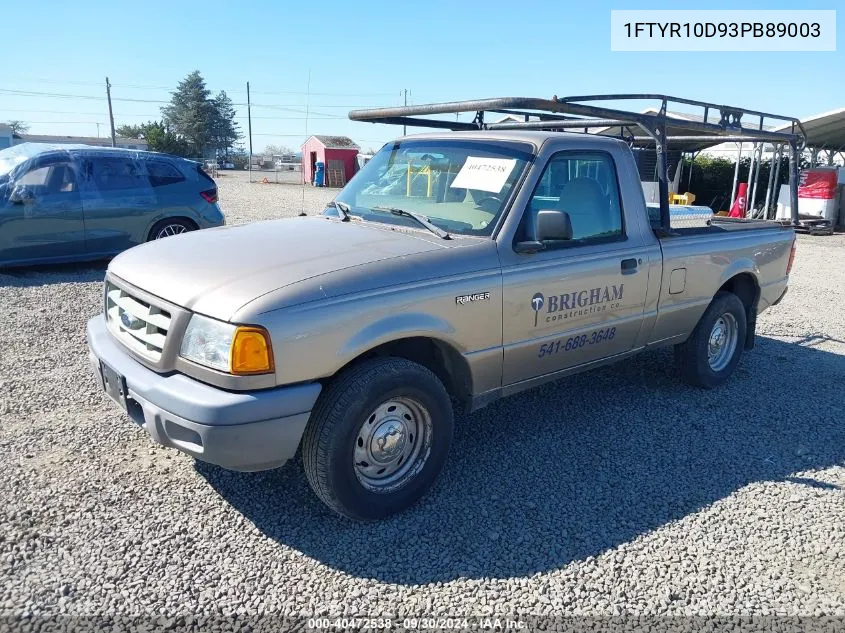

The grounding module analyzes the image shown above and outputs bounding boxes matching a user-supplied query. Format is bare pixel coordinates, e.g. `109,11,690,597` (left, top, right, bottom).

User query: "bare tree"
6,120,29,135
263,144,295,156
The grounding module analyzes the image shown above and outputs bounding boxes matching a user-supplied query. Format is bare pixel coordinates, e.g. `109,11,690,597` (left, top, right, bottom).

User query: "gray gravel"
1,170,844,624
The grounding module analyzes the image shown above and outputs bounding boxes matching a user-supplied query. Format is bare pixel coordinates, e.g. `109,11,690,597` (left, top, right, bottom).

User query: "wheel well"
336,337,472,407
147,216,198,241
719,273,759,315
719,272,760,349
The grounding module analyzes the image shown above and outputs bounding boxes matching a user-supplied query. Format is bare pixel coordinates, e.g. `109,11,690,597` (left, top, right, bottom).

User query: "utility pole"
95,123,101,138
402,88,408,136
105,77,116,147
247,81,253,182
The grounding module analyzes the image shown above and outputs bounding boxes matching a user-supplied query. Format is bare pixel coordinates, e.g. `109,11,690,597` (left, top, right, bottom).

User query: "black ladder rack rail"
348,94,806,231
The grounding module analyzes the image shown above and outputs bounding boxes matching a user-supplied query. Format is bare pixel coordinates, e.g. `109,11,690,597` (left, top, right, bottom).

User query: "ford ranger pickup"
86,95,799,520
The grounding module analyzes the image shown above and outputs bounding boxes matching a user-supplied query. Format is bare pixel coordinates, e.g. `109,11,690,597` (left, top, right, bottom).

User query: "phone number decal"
538,327,616,358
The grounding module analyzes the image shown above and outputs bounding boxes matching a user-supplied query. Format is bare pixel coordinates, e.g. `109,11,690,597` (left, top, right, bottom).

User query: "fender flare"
338,312,463,360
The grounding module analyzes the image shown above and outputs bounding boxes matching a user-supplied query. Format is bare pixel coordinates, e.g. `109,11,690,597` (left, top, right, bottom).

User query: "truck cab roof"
387,129,629,151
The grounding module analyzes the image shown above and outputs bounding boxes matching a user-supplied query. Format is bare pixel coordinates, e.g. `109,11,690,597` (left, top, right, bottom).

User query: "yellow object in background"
669,192,697,206
407,161,433,197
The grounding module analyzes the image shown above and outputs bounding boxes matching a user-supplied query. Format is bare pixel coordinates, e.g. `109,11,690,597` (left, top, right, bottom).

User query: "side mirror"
515,209,573,254
9,186,34,205
536,209,573,241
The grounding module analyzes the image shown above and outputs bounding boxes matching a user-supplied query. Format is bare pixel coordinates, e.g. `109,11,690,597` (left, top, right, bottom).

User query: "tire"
147,218,197,241
674,291,747,389
302,357,454,521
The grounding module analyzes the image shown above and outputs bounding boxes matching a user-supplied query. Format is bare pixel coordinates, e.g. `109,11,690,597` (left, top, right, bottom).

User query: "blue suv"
0,144,225,267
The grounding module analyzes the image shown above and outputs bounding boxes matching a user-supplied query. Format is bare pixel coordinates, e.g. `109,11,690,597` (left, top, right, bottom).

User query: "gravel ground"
1,171,844,627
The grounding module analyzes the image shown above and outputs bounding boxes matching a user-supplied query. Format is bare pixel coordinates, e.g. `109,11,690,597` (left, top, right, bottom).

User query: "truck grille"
105,282,172,361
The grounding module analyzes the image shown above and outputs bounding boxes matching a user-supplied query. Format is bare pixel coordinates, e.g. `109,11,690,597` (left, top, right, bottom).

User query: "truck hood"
108,216,447,321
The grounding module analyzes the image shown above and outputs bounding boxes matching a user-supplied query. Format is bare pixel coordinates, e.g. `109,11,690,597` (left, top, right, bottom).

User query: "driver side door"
0,157,85,265
500,150,654,385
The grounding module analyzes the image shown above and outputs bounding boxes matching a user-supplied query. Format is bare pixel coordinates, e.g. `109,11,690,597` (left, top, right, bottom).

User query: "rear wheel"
302,357,453,521
147,218,197,241
674,291,747,388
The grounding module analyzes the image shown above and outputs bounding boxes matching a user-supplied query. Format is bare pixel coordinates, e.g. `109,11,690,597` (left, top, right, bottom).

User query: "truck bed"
646,203,790,235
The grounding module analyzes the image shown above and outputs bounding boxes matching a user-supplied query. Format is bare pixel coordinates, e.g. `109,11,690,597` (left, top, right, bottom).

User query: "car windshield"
333,139,533,237
0,145,39,180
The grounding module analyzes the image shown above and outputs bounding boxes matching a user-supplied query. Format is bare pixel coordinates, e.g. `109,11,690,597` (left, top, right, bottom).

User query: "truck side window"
524,152,624,244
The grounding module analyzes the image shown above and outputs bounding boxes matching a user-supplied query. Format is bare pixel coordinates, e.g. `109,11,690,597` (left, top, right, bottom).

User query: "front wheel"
674,291,747,388
302,358,454,521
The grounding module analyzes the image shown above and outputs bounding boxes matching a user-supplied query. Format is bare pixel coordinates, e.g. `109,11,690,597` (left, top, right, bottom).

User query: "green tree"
6,120,29,135
684,153,790,212
210,90,240,156
115,123,143,138
115,121,190,157
161,70,216,156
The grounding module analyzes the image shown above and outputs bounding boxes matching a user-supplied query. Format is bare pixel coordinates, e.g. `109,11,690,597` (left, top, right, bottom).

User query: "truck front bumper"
86,315,321,472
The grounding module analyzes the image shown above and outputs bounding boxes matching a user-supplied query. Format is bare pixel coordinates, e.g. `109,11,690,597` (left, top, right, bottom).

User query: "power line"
0,88,104,101
0,77,399,97
0,106,357,115
0,88,348,118
1,113,346,122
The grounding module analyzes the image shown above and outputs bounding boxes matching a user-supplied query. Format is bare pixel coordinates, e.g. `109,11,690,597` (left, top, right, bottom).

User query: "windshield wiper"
371,206,451,240
326,200,352,221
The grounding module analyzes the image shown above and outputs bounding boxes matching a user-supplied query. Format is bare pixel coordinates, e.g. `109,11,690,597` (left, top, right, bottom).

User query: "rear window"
147,160,186,187
197,164,216,186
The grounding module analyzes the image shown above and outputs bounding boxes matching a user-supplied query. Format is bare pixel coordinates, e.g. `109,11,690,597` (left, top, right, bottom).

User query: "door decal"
529,284,624,328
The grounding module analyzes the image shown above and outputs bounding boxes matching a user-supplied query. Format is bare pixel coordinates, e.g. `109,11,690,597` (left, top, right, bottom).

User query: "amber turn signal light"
230,326,274,375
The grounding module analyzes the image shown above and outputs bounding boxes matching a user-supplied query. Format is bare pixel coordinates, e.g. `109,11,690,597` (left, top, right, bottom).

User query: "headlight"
180,314,274,375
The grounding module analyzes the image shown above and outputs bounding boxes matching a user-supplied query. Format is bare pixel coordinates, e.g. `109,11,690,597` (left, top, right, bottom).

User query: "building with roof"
11,133,148,151
595,106,845,165
301,135,360,187
0,124,13,150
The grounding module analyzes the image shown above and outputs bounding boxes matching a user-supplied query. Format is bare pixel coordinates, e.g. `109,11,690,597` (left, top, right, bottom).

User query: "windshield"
333,139,533,236
0,145,38,180
0,143,87,183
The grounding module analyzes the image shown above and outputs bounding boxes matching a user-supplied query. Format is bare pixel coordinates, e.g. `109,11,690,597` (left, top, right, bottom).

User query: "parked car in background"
0,143,224,267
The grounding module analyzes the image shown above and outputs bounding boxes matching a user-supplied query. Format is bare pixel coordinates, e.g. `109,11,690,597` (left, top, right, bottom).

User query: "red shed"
301,135,361,187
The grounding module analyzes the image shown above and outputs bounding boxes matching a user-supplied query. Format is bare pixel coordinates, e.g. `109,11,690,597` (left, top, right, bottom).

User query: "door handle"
621,258,639,274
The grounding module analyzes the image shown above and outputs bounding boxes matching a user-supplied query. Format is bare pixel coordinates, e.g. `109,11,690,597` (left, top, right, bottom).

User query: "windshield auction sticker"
611,10,835,51
450,157,517,193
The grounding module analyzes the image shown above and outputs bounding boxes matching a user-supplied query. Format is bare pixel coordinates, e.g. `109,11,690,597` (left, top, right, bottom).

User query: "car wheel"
674,291,747,389
302,357,454,521
148,218,196,241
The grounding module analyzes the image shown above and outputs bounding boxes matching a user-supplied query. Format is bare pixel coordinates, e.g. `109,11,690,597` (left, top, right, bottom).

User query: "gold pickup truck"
87,95,801,520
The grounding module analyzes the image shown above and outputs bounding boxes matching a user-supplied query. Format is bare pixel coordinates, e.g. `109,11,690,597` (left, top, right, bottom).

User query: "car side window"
16,166,51,187
16,161,78,194
146,161,185,187
88,157,148,192
523,152,624,245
